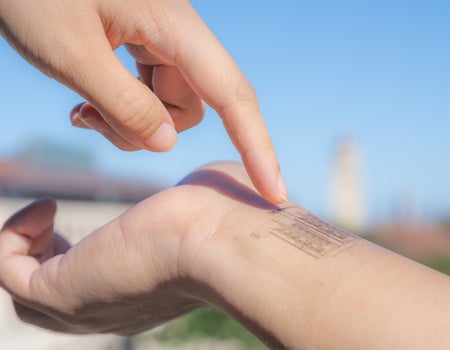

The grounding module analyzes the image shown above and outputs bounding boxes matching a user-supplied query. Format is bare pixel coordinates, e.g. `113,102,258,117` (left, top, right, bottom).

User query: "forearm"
2,161,448,344
192,202,450,349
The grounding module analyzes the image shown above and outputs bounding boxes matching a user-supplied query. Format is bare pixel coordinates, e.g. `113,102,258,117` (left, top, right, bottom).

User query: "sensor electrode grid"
252,207,357,258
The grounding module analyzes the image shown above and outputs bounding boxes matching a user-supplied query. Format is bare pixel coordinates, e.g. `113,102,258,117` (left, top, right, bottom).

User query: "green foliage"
155,307,266,348
425,258,450,275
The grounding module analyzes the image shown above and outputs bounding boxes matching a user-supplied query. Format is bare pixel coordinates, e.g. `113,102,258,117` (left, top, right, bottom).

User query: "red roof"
373,221,450,261
0,159,163,202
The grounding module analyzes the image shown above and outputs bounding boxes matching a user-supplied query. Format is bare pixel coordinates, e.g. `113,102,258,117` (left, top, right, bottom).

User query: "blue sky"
0,0,449,224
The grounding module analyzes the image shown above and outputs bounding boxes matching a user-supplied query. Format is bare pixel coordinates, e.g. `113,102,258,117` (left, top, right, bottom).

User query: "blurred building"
327,136,450,261
0,157,163,240
329,137,366,234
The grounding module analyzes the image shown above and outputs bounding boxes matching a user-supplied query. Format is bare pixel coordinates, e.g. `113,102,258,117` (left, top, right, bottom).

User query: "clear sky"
0,0,449,224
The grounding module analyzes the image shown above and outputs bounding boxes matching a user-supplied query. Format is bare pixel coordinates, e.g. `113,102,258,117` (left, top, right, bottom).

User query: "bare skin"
0,162,449,349
0,0,286,203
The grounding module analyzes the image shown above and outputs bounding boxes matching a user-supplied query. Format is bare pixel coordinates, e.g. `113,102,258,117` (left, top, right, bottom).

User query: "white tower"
329,137,366,234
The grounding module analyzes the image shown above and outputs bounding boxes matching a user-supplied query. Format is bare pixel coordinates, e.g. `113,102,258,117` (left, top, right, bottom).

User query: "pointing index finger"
170,3,287,203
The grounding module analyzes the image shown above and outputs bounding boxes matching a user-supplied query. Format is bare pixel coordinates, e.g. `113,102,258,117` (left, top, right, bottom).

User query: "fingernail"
70,111,83,127
277,171,288,202
144,122,178,152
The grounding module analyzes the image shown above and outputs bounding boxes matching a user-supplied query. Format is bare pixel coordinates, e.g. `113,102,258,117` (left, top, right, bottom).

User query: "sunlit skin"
0,0,286,203
0,161,449,349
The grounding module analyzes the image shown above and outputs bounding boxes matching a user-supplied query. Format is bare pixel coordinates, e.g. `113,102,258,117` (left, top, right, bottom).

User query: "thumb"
62,26,178,152
83,54,178,152
0,197,57,298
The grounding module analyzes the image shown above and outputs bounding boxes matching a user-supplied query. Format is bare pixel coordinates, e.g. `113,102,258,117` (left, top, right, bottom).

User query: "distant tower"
329,137,366,234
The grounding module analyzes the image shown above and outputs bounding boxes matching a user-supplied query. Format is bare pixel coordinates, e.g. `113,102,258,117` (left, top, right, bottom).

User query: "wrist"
181,198,293,347
181,197,363,349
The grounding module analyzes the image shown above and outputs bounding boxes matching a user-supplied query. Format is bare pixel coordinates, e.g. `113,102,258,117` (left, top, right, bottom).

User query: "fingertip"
70,103,84,117
1,197,57,237
70,103,90,129
261,182,288,205
143,121,178,152
242,151,288,205
37,195,57,206
33,196,58,215
277,171,288,203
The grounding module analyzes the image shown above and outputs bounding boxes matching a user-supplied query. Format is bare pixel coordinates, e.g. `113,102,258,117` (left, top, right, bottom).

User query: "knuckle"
188,100,206,127
137,5,176,61
114,87,161,139
216,77,259,119
235,77,257,103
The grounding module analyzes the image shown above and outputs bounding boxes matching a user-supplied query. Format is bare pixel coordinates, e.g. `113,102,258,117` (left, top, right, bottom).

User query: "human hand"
0,193,205,335
0,0,287,203
0,161,279,335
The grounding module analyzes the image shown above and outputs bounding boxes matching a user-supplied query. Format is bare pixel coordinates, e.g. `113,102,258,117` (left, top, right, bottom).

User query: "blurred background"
0,0,449,349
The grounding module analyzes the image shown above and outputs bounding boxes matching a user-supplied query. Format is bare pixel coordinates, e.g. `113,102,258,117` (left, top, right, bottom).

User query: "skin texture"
1,162,450,349
0,0,286,203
